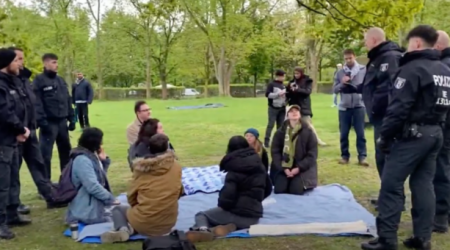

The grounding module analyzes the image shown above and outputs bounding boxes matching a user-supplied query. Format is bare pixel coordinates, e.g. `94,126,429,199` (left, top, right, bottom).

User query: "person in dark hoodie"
8,47,57,214
33,53,75,182
72,72,94,130
432,30,450,233
360,27,403,208
264,69,287,148
0,48,32,240
185,135,272,243
287,67,326,146
271,105,318,195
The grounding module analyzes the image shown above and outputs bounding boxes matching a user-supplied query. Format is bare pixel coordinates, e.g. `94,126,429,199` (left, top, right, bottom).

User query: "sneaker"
211,224,236,237
100,230,130,243
338,158,349,164
17,204,30,215
359,158,370,167
318,140,327,146
186,230,214,243
0,225,15,240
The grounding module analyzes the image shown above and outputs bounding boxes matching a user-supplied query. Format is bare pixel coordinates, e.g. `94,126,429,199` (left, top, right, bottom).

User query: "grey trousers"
194,207,259,230
111,205,131,231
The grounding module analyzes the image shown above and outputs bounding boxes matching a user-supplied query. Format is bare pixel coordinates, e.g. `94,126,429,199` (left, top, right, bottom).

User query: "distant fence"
93,82,334,100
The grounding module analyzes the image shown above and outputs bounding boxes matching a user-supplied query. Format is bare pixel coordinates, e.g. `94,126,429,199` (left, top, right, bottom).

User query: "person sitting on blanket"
66,128,119,225
185,135,272,243
244,128,269,172
100,133,184,243
270,104,318,195
128,118,175,170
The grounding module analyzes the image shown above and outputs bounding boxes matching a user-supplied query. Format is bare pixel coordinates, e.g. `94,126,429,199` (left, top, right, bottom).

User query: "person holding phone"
65,128,118,225
333,49,369,167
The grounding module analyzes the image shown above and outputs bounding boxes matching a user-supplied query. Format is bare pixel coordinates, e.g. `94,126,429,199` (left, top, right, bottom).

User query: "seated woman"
244,128,269,172
128,118,175,169
101,134,184,243
270,105,318,195
186,136,272,243
66,128,117,225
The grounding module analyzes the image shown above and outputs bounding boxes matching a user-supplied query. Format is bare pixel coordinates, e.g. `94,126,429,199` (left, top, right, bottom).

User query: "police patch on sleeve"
380,63,389,72
394,77,406,89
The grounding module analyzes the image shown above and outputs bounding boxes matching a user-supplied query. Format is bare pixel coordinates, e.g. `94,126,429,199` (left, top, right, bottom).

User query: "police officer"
361,25,450,250
432,30,450,233
9,47,57,211
33,53,75,181
361,28,403,208
0,48,32,240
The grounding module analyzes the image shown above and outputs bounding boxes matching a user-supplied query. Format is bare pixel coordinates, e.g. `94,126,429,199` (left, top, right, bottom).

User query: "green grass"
4,94,449,250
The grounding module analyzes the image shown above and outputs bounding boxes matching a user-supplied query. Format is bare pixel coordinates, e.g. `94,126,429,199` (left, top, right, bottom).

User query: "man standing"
33,53,75,181
332,63,343,107
0,48,32,239
72,72,93,130
432,30,450,233
361,28,403,207
264,69,287,148
361,25,450,250
333,49,369,166
9,47,56,213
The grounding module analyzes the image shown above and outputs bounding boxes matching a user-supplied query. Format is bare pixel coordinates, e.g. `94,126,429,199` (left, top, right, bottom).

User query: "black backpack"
50,158,80,206
142,230,196,250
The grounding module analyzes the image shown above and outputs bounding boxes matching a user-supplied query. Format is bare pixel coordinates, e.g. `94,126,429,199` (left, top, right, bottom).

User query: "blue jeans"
339,107,367,160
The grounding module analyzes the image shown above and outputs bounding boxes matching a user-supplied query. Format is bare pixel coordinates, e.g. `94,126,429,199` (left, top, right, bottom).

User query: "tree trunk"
204,46,210,97
160,63,168,100
95,33,103,99
145,36,152,98
253,73,257,97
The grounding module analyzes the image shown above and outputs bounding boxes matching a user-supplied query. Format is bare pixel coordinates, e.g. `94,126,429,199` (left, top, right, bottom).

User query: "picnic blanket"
181,165,225,195
63,184,376,243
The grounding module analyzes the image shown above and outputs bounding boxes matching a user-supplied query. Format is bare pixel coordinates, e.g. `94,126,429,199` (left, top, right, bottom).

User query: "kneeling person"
271,105,318,195
101,133,183,243
186,136,272,243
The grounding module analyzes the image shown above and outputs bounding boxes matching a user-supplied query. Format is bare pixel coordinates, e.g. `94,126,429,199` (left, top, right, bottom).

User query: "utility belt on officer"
400,122,443,139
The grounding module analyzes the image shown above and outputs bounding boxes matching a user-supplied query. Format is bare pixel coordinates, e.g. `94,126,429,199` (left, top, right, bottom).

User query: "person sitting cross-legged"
271,105,318,195
185,135,272,243
101,133,184,243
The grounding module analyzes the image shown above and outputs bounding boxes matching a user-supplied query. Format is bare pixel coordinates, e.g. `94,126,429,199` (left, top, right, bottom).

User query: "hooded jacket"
441,48,450,128
127,150,184,236
287,75,313,116
218,147,272,218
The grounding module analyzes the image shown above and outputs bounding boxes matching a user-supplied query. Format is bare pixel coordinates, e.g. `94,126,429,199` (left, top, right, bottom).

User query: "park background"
1,0,450,249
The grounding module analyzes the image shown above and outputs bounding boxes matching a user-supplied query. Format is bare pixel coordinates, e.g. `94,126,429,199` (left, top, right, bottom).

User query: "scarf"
343,61,361,79
282,122,302,168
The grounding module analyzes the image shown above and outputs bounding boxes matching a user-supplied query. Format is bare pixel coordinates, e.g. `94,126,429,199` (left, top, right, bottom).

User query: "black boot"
17,204,30,215
403,236,431,250
0,224,14,240
361,237,397,250
7,214,32,227
433,214,448,233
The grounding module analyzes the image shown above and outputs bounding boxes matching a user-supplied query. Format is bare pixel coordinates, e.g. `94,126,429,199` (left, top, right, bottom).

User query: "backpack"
50,158,80,206
142,230,197,250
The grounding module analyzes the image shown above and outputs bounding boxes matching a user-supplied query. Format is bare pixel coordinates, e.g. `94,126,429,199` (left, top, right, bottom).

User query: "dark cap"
0,48,16,70
275,69,286,76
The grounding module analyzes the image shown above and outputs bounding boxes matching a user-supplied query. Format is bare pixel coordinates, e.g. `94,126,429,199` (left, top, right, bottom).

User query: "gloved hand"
68,122,76,131
377,137,392,154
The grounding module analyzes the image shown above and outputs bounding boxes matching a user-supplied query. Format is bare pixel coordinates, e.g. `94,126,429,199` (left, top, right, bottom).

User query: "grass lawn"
3,94,450,250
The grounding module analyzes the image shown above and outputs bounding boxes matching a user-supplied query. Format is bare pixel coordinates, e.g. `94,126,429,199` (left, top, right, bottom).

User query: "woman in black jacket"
186,136,272,243
271,105,319,195
287,66,326,146
244,128,269,172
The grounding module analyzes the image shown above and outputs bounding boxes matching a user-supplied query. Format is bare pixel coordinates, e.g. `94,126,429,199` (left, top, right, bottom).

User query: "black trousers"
372,119,386,178
273,171,305,195
18,130,53,201
39,119,72,181
76,103,90,128
433,129,450,227
376,125,443,242
0,145,20,225
264,106,286,146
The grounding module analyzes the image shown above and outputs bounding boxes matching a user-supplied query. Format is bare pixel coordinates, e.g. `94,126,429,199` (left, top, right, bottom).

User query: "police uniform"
361,41,403,178
0,49,31,239
17,68,54,206
361,49,450,250
33,70,75,181
433,47,450,232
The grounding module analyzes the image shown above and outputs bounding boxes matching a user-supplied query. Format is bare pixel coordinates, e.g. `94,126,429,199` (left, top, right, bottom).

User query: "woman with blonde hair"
244,128,269,172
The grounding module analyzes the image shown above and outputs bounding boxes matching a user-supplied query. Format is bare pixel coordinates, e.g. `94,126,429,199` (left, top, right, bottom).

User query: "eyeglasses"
140,109,151,112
